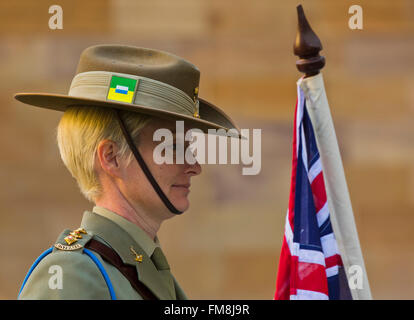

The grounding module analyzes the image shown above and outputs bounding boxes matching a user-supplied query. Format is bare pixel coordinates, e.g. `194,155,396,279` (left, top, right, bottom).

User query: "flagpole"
293,4,372,299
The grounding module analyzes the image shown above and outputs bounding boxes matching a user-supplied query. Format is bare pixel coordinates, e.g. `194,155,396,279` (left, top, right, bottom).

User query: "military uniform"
19,207,187,300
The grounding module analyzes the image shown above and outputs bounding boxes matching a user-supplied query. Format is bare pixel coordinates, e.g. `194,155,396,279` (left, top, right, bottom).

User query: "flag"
107,75,137,104
274,80,351,300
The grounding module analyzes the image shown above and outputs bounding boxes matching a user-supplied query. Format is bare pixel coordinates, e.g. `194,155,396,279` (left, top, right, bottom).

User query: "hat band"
68,71,199,118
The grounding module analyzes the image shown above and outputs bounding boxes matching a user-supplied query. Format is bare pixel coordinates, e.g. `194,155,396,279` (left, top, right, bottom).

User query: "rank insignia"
64,228,87,245
70,228,87,238
64,235,77,245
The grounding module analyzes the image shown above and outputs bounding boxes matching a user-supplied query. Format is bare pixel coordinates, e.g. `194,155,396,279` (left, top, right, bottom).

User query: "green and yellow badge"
107,75,138,104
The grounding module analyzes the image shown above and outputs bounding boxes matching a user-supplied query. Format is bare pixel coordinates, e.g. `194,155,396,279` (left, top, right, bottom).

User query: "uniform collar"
80,209,175,300
92,206,160,257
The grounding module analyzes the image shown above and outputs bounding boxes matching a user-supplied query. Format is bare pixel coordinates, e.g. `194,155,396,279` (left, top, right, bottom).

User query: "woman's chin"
171,197,190,213
170,188,190,212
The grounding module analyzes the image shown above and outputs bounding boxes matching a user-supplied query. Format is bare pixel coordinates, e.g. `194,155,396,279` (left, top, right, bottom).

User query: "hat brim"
14,92,241,137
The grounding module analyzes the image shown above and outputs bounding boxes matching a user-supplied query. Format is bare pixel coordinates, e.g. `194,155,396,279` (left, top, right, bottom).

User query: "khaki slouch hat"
14,44,239,135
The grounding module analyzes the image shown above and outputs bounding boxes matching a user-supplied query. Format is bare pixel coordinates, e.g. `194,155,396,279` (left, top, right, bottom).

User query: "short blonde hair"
56,106,150,202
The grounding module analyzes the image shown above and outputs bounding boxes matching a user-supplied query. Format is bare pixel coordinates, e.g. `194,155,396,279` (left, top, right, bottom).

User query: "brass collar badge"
130,246,143,263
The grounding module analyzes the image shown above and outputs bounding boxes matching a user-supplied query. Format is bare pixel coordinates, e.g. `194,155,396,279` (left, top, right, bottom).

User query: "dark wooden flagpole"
294,4,325,78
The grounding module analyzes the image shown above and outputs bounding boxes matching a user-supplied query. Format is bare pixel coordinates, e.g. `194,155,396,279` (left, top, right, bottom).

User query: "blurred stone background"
0,0,413,299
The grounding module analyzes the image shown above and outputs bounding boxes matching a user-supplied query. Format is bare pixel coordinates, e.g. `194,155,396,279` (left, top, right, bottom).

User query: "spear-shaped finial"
294,4,325,77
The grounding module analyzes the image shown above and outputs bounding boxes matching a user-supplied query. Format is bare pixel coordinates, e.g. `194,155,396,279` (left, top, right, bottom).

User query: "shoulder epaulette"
53,227,93,252
19,227,117,299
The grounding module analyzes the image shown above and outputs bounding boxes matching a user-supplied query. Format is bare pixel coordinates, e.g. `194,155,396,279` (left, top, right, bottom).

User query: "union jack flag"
274,81,351,300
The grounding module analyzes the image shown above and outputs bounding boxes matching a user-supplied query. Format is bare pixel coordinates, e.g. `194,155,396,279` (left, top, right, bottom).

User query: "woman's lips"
172,183,191,191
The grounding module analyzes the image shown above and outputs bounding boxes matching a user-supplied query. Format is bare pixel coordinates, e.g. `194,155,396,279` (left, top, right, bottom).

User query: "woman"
15,44,239,299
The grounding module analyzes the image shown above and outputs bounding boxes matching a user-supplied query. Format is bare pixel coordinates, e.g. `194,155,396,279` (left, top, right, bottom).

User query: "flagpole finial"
294,4,325,77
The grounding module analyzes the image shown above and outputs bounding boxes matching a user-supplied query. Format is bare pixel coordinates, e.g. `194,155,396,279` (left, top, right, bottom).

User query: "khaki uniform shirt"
18,207,188,300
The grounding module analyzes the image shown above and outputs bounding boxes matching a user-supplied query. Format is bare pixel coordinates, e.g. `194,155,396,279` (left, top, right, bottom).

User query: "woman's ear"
96,139,122,178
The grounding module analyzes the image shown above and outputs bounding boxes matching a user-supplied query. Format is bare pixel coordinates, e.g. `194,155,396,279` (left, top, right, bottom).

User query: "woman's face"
118,118,202,220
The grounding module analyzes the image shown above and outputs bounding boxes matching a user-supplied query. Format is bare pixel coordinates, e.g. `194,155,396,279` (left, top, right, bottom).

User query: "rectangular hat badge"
107,75,138,104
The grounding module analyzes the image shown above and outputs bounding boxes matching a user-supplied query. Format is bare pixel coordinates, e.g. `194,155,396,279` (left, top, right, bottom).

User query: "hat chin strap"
114,109,183,215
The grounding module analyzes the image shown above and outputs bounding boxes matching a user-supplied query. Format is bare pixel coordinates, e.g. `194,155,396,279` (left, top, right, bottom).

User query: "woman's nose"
185,159,202,176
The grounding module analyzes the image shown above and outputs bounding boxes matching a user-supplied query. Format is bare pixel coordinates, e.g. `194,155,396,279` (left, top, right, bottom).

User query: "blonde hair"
56,106,150,202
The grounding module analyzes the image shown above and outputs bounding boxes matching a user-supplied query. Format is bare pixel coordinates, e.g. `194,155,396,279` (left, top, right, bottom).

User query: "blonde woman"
15,45,239,300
